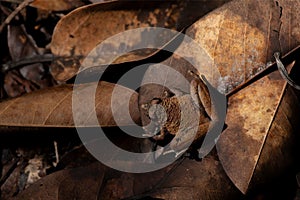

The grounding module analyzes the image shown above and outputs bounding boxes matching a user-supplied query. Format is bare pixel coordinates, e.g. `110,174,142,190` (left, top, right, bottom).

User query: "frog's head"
141,98,168,135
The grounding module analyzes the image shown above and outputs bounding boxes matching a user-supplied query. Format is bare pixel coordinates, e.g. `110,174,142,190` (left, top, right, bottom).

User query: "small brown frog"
141,71,221,157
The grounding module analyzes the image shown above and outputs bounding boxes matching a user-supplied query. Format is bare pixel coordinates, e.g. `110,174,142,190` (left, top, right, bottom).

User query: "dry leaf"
184,0,300,193
89,0,116,3
142,156,240,200
10,162,106,200
185,0,300,93
50,1,184,82
30,0,85,11
139,0,300,195
11,160,174,200
177,0,230,30
12,155,241,200
182,0,300,193
217,62,300,193
0,81,140,128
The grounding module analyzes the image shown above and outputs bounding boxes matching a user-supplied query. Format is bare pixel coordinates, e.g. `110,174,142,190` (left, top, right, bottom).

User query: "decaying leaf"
184,0,300,193
185,0,300,93
50,1,184,82
177,0,230,30
11,159,175,200
0,81,140,128
12,154,242,200
182,0,300,193
30,0,85,11
10,162,106,200
139,0,300,195
217,62,300,193
143,156,240,200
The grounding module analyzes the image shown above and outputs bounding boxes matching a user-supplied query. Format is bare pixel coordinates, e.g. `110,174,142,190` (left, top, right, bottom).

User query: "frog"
141,70,221,158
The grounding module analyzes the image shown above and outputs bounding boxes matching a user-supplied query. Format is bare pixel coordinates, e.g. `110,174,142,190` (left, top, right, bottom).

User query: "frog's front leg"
141,97,168,140
152,127,166,140
163,122,210,157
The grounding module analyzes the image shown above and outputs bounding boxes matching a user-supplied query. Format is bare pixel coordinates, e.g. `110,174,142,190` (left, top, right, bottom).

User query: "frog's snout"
142,120,161,137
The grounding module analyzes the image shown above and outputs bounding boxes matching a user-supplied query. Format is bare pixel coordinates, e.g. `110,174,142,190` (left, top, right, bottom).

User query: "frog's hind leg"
188,70,212,118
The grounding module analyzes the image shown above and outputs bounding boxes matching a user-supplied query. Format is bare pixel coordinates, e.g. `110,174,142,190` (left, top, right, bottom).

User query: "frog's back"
161,95,204,135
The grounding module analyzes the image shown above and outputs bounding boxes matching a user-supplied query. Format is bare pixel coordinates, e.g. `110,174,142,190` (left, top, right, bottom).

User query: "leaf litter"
0,0,300,200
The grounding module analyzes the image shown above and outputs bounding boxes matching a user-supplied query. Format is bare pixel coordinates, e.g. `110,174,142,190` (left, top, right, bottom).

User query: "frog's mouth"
142,120,161,137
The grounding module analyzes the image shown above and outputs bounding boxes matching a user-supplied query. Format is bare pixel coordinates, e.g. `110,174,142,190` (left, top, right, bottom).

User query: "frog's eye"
150,98,162,105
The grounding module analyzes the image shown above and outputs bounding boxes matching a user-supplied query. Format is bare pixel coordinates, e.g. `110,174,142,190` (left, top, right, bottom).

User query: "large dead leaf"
11,158,175,200
185,0,300,193
217,60,300,193
139,0,300,195
177,0,231,30
50,1,184,82
0,81,140,128
185,0,300,93
143,156,240,200
10,162,106,200
12,155,241,200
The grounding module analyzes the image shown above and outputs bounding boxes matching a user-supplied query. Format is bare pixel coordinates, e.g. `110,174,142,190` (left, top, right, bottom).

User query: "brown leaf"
139,0,300,195
217,62,300,193
10,162,106,200
89,0,116,3
12,155,241,200
144,156,240,200
30,0,85,11
185,0,300,93
182,0,300,193
50,1,184,82
217,70,284,192
0,81,140,128
11,159,175,200
177,0,230,30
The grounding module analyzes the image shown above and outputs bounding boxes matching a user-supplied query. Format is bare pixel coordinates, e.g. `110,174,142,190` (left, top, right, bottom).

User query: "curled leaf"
50,1,184,81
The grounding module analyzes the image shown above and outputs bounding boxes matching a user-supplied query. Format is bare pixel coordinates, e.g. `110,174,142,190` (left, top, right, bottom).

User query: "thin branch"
0,0,34,33
1,54,55,72
274,52,300,90
0,158,19,187
1,54,84,73
226,45,300,97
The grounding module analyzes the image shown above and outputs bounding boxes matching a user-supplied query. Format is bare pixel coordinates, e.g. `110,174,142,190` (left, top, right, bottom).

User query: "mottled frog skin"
142,71,219,157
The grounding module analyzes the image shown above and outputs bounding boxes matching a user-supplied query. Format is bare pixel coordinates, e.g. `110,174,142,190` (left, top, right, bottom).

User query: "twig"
1,54,55,72
0,158,19,187
53,141,59,167
0,0,34,33
226,45,300,97
1,54,85,73
274,52,300,90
